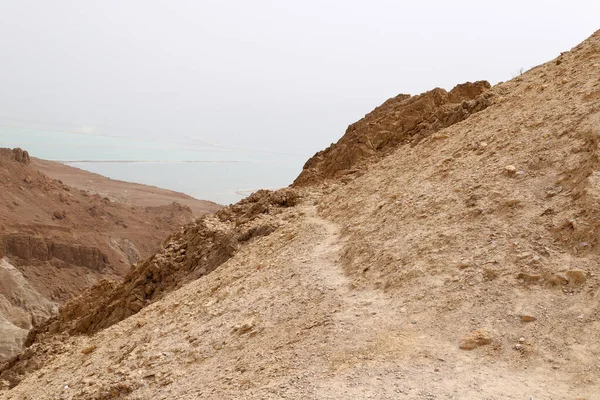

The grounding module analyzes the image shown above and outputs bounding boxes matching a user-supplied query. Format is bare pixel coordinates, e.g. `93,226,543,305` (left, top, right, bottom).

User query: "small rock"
53,210,67,220
515,344,524,351
517,273,542,283
504,199,521,207
566,270,587,284
518,337,526,343
519,314,536,322
546,273,569,286
81,345,97,355
459,329,493,350
504,165,517,175
233,318,255,335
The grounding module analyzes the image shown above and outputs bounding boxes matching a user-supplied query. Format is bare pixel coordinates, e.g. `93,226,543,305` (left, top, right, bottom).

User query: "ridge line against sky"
1,1,598,157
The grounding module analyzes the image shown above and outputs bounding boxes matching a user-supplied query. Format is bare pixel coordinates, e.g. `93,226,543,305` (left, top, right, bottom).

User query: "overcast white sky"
0,1,598,156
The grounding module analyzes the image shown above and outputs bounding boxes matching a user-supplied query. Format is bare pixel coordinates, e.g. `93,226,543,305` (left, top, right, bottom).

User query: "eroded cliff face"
0,258,57,361
294,81,492,186
24,188,299,343
2,235,108,271
0,148,206,362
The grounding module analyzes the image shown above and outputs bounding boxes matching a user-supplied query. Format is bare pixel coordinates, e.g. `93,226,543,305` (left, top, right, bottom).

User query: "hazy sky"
0,1,598,156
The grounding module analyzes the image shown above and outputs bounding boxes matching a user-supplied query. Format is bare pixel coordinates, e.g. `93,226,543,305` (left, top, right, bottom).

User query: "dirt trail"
305,211,406,361
300,211,582,400
0,203,594,399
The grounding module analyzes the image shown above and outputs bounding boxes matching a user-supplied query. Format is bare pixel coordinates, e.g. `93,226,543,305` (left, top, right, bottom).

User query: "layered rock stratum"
0,149,220,361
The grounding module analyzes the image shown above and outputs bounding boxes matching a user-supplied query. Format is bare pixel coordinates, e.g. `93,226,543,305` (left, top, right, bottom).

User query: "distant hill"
32,158,222,216
0,148,220,361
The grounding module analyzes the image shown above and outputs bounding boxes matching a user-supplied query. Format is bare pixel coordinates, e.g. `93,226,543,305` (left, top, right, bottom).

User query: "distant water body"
0,126,307,205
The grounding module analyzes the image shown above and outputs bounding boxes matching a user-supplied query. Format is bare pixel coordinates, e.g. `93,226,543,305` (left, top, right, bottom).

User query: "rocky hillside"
294,80,492,186
0,148,219,361
1,31,599,399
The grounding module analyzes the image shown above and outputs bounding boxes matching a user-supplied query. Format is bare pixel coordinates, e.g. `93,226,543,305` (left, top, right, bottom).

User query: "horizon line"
57,160,252,164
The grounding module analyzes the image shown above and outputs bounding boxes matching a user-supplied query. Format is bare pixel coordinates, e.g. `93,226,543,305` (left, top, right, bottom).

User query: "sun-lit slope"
2,30,600,399
318,28,600,384
294,80,492,186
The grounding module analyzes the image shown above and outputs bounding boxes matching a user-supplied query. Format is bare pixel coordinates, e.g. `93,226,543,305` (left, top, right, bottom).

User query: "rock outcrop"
25,188,299,342
294,81,492,186
2,235,108,271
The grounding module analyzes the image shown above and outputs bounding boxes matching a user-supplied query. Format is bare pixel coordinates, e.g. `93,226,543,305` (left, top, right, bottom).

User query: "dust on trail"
0,203,592,400
301,209,584,400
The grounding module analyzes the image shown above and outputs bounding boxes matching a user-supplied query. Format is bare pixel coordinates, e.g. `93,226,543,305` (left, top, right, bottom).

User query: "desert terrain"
0,149,220,362
1,30,600,399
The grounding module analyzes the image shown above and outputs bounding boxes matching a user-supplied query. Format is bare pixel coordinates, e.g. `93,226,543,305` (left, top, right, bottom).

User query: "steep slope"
0,148,216,361
2,31,600,399
294,80,492,186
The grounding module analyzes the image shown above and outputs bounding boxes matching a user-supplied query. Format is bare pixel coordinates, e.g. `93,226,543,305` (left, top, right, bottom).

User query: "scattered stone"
459,329,493,350
517,273,542,283
515,344,524,351
233,318,255,335
81,345,97,355
519,314,536,322
504,199,521,207
566,270,587,285
504,165,517,175
546,273,569,286
518,337,526,343
458,261,472,269
53,210,67,220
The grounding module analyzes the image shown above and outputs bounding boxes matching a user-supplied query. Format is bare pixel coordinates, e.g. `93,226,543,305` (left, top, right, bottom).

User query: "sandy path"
1,206,593,399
